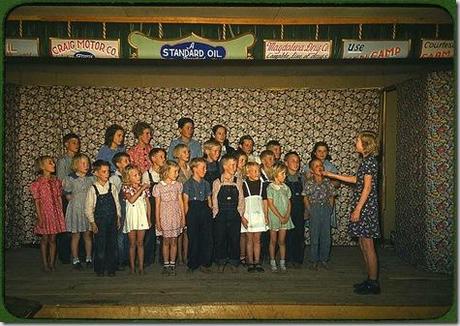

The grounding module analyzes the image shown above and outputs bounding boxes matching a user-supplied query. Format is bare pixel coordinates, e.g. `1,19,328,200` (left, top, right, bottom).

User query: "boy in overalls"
86,160,121,276
211,154,245,272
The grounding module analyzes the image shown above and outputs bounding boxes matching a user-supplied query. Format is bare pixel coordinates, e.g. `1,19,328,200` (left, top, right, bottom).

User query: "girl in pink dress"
30,156,66,272
153,160,185,276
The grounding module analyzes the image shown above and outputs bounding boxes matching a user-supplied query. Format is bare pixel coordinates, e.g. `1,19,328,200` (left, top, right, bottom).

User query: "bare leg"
170,237,178,263
71,233,80,260
82,231,93,260
128,231,137,273
49,234,57,270
40,235,50,271
240,233,247,262
253,232,261,263
278,229,287,260
136,230,145,274
361,237,378,280
162,238,170,263
246,233,254,264
269,231,278,260
359,238,369,268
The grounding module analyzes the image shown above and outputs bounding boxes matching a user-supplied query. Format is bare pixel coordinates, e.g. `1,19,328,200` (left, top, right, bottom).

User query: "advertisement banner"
5,38,39,57
264,40,332,59
342,40,411,59
128,32,255,59
420,39,454,58
49,38,120,58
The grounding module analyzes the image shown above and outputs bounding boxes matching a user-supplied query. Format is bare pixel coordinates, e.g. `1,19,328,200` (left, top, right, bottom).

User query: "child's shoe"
169,266,176,276
107,272,116,277
279,260,287,272
255,264,265,273
73,262,83,271
86,260,93,268
309,262,319,271
270,259,278,272
320,261,329,270
217,265,225,273
247,264,256,273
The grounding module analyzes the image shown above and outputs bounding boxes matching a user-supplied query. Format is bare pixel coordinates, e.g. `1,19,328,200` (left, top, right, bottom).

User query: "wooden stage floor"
4,246,454,321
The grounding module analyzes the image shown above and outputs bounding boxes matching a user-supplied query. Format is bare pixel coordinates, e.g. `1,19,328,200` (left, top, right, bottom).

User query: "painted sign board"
128,32,255,59
342,40,411,59
264,40,332,59
5,38,39,56
49,38,120,58
420,39,454,58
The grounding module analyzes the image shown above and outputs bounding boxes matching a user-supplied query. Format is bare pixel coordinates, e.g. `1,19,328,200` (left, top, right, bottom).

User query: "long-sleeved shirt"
95,145,126,173
85,181,121,223
56,154,73,181
127,143,152,174
167,137,202,161
212,175,245,218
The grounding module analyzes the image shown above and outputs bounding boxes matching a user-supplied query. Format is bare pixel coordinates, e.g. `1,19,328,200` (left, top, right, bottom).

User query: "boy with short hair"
203,139,222,186
167,117,202,161
142,148,167,266
183,157,213,273
238,135,260,164
212,154,245,272
85,160,121,276
259,150,275,183
266,140,283,164
110,152,131,270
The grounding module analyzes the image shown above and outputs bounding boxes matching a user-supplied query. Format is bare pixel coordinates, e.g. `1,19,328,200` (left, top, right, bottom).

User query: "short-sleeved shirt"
183,178,211,202
302,178,335,205
128,143,153,174
56,154,73,181
243,179,268,199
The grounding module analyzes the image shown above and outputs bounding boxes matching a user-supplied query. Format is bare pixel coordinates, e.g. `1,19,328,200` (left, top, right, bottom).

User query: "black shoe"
247,264,256,273
86,261,93,268
353,279,369,289
255,264,265,273
354,281,381,295
73,262,83,271
107,272,116,277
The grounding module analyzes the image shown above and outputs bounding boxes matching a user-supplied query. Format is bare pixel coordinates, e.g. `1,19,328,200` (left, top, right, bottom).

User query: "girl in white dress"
241,162,268,273
122,165,151,275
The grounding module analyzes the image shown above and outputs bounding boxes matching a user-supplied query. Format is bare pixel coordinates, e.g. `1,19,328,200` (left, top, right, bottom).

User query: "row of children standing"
30,117,381,294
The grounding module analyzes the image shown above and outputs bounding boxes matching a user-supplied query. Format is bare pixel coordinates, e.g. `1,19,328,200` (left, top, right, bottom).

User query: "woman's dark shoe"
354,280,381,295
353,279,369,289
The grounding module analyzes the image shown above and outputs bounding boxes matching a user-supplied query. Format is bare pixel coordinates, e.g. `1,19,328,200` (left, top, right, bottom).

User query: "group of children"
30,117,381,295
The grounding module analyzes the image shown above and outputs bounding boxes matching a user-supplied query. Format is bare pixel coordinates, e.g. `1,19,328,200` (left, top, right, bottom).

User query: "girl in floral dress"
30,156,66,272
153,160,185,276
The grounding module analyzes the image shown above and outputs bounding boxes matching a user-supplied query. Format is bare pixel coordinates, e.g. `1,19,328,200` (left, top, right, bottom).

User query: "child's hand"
90,222,98,234
264,216,269,225
65,194,73,201
350,208,361,222
147,218,152,229
241,217,249,229
142,183,150,191
156,221,162,232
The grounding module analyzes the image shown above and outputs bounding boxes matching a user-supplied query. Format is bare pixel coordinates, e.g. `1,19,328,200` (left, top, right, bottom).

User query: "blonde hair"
270,163,288,181
359,131,379,156
189,157,206,172
173,144,189,159
122,164,140,185
160,160,179,181
245,161,260,177
71,153,90,172
203,139,221,153
34,155,54,175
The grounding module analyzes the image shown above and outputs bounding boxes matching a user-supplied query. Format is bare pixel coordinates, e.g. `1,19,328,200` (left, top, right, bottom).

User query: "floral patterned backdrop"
395,70,454,274
4,85,381,248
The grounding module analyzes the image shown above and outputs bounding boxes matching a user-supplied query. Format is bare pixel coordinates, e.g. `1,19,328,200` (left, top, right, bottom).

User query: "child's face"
239,140,254,155
262,155,275,169
178,147,190,162
237,155,248,170
151,151,166,167
285,155,300,173
206,146,221,162
76,158,89,175
116,156,130,172
223,159,237,175
310,160,324,177
270,145,282,160
139,128,152,145
128,168,141,185
274,169,286,184
41,158,56,174
193,162,207,179
95,165,110,183
66,138,80,154
355,137,364,154
180,123,194,139
314,146,328,162
246,165,260,181
167,166,179,181
214,127,227,144
113,129,124,147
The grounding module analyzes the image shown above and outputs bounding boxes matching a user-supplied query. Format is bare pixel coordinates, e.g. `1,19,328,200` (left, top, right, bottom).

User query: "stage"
4,246,453,321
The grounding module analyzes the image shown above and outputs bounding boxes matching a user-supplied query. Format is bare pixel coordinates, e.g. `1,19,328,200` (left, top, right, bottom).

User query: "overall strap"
243,180,251,196
93,184,100,196
259,178,263,196
148,171,154,185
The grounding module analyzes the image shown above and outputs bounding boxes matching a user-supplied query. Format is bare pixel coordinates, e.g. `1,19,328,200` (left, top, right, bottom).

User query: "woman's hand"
350,208,361,222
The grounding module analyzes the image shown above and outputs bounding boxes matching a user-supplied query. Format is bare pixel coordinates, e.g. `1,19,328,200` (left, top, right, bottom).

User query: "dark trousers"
94,215,117,274
260,231,269,261
57,197,71,263
143,225,156,266
187,201,213,270
286,202,305,264
213,209,240,266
